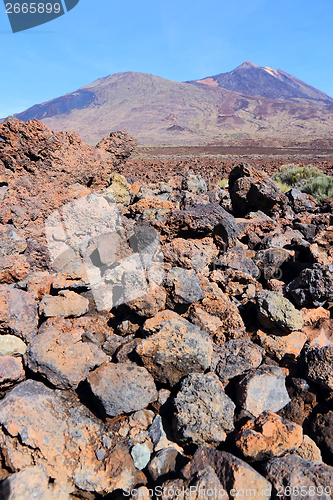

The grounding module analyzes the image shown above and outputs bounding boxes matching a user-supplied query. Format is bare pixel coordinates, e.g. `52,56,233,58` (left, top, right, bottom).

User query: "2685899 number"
5,3,62,14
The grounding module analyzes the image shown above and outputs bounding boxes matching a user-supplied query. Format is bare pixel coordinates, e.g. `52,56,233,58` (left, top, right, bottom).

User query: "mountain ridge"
2,63,332,146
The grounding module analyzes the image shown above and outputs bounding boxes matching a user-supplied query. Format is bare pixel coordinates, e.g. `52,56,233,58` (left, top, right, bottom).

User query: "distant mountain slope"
2,64,333,146
191,61,333,103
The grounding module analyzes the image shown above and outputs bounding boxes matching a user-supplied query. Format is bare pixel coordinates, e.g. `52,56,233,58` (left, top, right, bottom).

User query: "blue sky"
1,0,332,117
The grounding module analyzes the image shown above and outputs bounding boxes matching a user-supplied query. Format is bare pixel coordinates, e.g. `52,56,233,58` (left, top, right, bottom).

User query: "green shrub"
272,164,333,201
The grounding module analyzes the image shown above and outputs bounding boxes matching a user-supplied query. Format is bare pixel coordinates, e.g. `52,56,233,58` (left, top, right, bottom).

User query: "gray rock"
25,319,108,389
256,289,304,332
236,364,290,417
182,447,272,499
299,345,333,391
0,285,38,342
147,448,178,481
263,455,333,500
87,362,158,416
131,443,151,470
215,339,263,385
0,224,27,257
286,188,318,213
174,373,235,445
253,247,291,280
165,267,204,307
137,310,213,386
286,264,333,307
181,172,207,194
214,245,260,278
148,415,181,452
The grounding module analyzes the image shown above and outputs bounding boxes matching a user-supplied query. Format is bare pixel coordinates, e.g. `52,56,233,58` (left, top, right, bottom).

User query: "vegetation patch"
272,164,333,201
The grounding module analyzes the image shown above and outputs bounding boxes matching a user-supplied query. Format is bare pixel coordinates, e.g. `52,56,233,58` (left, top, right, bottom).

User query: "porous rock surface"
0,118,332,498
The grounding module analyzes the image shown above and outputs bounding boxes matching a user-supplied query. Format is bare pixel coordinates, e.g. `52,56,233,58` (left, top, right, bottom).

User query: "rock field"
0,118,332,499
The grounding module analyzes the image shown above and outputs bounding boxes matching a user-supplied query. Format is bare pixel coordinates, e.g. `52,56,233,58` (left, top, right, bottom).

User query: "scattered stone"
0,334,27,356
137,310,213,386
128,284,167,317
286,188,318,213
174,373,235,445
236,364,290,417
286,263,333,307
149,415,182,452
256,290,304,332
215,339,263,385
131,443,151,470
181,172,207,194
39,290,89,318
263,455,333,500
310,411,333,458
87,362,158,416
107,172,131,205
235,411,303,461
253,247,291,280
215,245,260,278
163,237,218,274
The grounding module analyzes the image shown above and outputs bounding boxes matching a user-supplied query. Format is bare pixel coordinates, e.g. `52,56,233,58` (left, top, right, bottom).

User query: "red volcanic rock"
0,119,136,268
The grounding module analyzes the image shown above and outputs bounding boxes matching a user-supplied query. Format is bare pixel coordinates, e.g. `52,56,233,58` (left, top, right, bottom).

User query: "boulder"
0,254,30,284
165,267,204,307
181,172,207,194
39,290,89,318
0,355,25,389
263,455,333,500
255,329,307,361
182,447,272,500
107,172,131,205
87,362,158,416
299,345,333,391
174,373,235,445
215,339,263,385
286,264,333,307
229,163,289,216
137,310,213,386
147,448,178,481
0,224,27,257
256,290,304,332
286,188,318,213
235,411,303,461
163,237,218,274
0,285,38,342
0,380,145,495
236,364,290,417
25,318,108,389
253,247,291,280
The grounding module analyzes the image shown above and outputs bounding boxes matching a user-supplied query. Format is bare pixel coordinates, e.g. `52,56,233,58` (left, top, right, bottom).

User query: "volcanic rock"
299,345,333,390
255,329,307,361
0,355,25,389
165,267,204,307
286,188,318,213
181,172,207,194
174,373,235,445
0,380,145,495
137,310,213,386
236,364,290,417
162,237,218,274
39,290,89,318
214,339,263,385
0,254,30,284
0,334,27,356
286,264,333,307
263,455,333,500
0,224,27,257
87,362,158,416
182,447,272,500
147,448,179,481
25,318,108,389
310,411,333,459
235,411,303,461
256,290,304,332
0,285,38,342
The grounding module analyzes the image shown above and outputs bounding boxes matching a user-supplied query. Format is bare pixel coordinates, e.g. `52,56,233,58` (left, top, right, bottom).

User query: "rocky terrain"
2,62,333,147
0,118,332,499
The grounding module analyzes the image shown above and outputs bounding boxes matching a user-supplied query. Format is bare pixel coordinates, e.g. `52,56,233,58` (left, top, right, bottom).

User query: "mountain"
2,64,333,146
191,61,333,103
